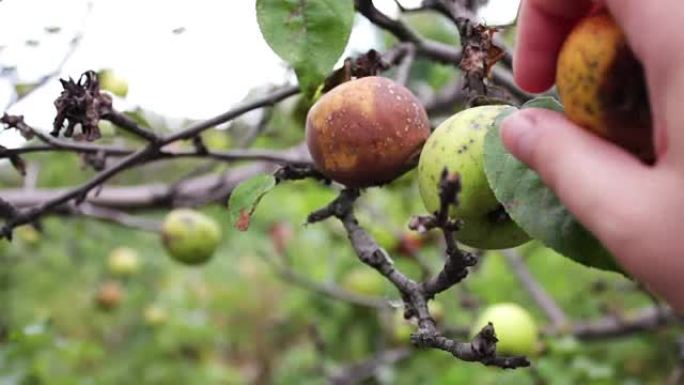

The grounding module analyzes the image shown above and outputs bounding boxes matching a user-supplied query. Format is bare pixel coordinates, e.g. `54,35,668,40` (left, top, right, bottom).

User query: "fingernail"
501,112,538,162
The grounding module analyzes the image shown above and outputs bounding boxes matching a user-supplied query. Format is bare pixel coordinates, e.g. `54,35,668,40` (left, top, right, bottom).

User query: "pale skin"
502,0,684,312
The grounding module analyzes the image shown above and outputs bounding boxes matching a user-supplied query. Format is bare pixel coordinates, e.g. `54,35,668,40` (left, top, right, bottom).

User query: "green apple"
97,120,117,137
417,105,530,249
389,309,415,345
429,300,445,324
368,225,399,252
14,225,40,246
201,130,232,150
388,302,444,345
144,305,168,327
98,69,129,97
161,209,222,266
107,247,140,277
471,302,539,356
341,268,386,297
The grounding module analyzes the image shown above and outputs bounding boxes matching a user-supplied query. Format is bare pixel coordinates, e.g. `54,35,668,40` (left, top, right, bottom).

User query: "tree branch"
328,348,412,385
355,0,532,103
74,203,162,232
1,145,311,210
259,250,389,309
0,85,300,238
102,110,159,142
161,85,299,144
306,184,529,369
572,306,681,341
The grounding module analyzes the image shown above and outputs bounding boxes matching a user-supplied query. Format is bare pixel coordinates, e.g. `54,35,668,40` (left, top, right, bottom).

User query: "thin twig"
573,306,681,340
502,250,570,332
161,85,299,144
75,204,162,232
102,110,159,142
356,0,532,103
328,348,412,385
259,250,389,309
394,44,416,85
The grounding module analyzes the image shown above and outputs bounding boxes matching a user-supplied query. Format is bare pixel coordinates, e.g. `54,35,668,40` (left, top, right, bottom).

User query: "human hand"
501,0,684,312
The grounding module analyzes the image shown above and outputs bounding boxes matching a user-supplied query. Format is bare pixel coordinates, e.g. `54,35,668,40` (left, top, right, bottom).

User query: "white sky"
0,0,518,147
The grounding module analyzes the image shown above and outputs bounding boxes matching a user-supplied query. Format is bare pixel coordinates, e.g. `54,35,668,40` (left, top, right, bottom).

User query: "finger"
602,0,684,66
502,109,684,310
513,0,593,93
500,108,652,245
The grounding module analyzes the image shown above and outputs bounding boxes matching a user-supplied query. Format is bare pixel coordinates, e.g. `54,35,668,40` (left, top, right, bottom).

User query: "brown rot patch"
600,43,654,163
557,11,654,164
305,77,430,187
235,209,251,231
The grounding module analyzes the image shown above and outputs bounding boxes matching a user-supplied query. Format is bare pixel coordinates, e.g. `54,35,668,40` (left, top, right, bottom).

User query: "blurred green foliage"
0,173,679,384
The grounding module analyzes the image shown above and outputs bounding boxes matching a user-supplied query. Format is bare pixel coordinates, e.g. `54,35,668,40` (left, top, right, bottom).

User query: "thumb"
500,108,652,246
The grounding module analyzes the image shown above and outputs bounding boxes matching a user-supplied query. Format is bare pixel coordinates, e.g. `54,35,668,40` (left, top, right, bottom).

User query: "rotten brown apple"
306,76,431,188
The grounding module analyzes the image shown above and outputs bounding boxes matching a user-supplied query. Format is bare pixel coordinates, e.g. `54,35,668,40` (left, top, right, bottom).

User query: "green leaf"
256,0,354,96
483,101,623,274
228,174,277,231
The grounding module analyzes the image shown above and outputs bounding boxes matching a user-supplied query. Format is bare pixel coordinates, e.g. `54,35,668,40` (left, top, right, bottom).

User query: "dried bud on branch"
456,19,504,95
53,70,112,141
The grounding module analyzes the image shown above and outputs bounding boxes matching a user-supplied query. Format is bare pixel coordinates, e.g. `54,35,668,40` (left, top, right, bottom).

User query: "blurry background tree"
0,0,682,384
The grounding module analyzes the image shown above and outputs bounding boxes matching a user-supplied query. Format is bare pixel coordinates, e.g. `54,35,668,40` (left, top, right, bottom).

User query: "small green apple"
387,302,444,345
201,130,232,150
161,209,222,266
341,268,386,297
471,302,539,356
417,105,530,249
14,225,40,246
429,300,445,324
97,120,117,137
144,305,168,327
107,247,140,277
389,309,415,345
98,69,129,97
369,225,399,252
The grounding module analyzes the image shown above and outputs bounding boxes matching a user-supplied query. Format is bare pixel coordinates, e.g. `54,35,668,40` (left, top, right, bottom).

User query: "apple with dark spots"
418,105,530,249
306,76,431,188
556,10,653,162
161,209,222,266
